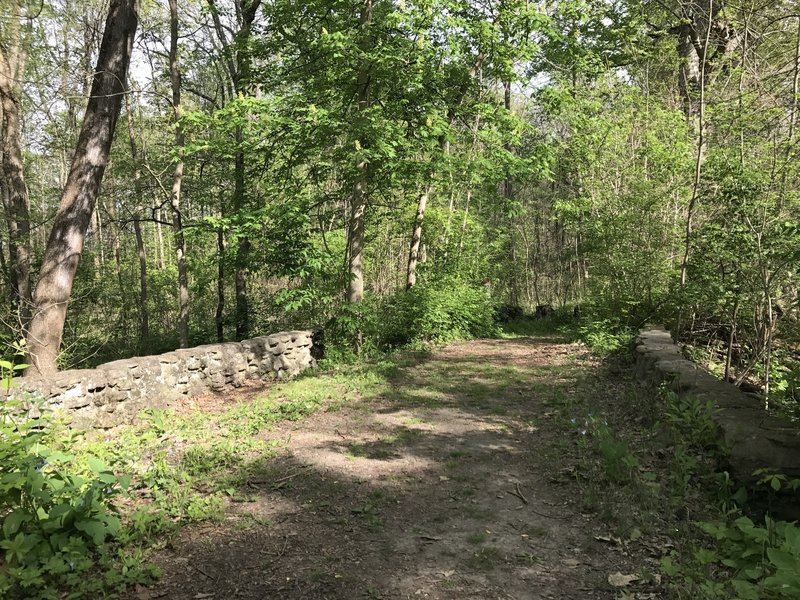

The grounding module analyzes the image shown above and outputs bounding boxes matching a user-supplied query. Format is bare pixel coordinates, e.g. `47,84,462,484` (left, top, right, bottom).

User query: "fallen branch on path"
506,485,571,520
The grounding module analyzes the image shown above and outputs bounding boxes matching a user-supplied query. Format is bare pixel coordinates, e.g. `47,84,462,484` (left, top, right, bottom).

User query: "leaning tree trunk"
406,187,430,290
0,12,33,334
25,0,139,376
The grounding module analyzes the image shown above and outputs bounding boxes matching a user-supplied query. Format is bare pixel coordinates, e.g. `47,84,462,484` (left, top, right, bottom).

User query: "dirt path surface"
142,337,656,600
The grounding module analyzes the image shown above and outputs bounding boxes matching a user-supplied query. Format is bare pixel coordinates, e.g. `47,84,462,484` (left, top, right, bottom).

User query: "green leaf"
2,510,28,538
694,548,717,565
47,503,73,523
102,514,121,537
767,548,799,572
86,456,110,474
731,579,760,600
75,519,107,545
45,450,73,463
97,472,118,484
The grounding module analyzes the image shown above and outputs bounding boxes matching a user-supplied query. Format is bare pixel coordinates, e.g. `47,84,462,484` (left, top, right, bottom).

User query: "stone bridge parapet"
9,330,317,429
636,328,800,493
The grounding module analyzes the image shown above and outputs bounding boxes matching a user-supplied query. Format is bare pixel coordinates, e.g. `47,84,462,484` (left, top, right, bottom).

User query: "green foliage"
0,397,149,599
376,280,499,349
664,517,800,599
659,388,721,453
575,416,639,484
576,318,634,356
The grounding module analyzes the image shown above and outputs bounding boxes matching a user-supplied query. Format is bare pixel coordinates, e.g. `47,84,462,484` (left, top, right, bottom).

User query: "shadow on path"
140,338,641,600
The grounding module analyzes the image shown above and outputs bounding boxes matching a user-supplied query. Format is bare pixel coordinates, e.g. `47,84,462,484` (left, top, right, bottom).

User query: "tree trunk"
133,216,149,342
169,0,189,348
26,0,139,375
347,0,373,353
216,213,225,343
406,187,430,289
406,186,431,290
233,146,249,340
125,99,149,343
0,12,33,334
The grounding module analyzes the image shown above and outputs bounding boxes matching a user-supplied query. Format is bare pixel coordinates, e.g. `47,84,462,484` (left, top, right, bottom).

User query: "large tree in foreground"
25,0,139,376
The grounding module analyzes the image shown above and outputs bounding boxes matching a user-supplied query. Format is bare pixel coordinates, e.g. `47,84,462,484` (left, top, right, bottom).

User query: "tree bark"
125,96,149,343
0,10,33,334
25,0,139,375
168,0,190,348
347,0,373,353
406,187,430,289
216,214,225,343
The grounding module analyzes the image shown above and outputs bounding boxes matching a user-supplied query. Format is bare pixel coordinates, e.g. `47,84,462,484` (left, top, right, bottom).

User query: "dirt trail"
143,337,651,600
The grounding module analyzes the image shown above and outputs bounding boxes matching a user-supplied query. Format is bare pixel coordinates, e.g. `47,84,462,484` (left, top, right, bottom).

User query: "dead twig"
193,566,216,581
507,486,571,520
273,465,312,485
275,535,291,559
515,482,529,504
248,465,312,488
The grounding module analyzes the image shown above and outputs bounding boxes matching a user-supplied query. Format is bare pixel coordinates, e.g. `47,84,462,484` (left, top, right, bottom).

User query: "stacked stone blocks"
10,330,316,429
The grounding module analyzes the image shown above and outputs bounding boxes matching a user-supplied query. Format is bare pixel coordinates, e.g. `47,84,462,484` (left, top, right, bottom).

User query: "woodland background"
1,0,799,412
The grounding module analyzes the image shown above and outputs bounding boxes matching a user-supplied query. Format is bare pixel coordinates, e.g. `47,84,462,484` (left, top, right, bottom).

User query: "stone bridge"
9,330,318,429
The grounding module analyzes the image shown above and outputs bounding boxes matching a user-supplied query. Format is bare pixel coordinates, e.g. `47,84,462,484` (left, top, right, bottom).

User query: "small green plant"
753,469,800,495
466,531,489,544
574,415,639,484
577,320,633,356
660,388,721,452
664,516,800,599
0,396,146,598
465,545,503,570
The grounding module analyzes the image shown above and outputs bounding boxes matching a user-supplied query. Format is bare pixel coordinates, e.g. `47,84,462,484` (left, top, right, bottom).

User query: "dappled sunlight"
284,429,439,477
132,336,641,600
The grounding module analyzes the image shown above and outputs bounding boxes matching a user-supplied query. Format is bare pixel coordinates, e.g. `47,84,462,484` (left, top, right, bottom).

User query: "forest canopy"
0,0,798,409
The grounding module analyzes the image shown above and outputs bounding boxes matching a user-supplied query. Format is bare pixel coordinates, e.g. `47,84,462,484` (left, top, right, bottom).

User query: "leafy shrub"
663,516,800,599
573,416,639,484
0,397,144,598
658,388,722,452
576,318,634,356
376,280,499,348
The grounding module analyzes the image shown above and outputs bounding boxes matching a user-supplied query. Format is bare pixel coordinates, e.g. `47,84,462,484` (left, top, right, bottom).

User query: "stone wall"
636,328,800,489
11,330,317,429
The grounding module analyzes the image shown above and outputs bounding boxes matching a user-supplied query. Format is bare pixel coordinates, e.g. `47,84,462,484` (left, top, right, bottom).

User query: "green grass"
466,531,489,544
